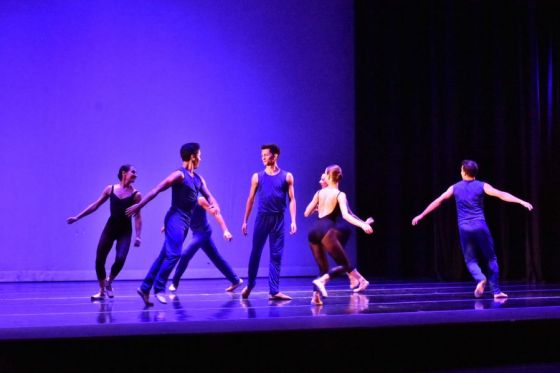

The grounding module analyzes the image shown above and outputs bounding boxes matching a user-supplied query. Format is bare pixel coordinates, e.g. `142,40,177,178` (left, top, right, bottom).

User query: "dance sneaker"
348,273,359,290
91,290,105,301
136,288,154,307
353,278,370,293
168,283,178,292
241,286,252,299
474,279,487,298
311,291,323,305
154,292,167,304
493,292,508,299
312,278,328,298
105,278,114,298
225,278,243,292
268,292,292,301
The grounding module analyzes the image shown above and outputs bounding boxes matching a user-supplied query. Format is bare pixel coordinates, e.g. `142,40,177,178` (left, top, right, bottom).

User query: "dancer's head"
181,143,201,167
461,160,478,178
325,164,343,183
117,164,137,183
261,144,280,166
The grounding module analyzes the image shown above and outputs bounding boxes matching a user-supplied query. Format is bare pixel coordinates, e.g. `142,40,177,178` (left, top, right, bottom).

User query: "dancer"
241,144,296,300
67,164,142,300
317,173,374,290
304,165,374,305
126,143,217,306
168,196,243,293
412,160,533,299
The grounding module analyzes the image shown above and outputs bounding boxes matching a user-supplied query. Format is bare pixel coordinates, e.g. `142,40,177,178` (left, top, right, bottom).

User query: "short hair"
180,143,200,161
117,164,132,181
261,144,280,156
326,164,343,182
461,160,479,177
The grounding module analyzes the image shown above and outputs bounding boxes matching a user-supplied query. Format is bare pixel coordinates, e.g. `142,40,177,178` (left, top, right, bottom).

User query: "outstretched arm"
198,196,232,241
483,183,533,210
412,186,454,226
133,192,142,247
347,205,374,225
66,185,111,224
338,193,373,234
125,170,183,217
287,172,297,235
242,173,258,236
304,191,319,217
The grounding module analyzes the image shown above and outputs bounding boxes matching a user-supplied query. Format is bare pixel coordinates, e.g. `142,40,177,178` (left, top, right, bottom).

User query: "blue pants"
247,213,285,295
458,220,501,294
171,230,239,286
140,209,190,294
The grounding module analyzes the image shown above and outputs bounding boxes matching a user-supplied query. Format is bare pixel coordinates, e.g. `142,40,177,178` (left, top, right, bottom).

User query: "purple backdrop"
0,1,355,281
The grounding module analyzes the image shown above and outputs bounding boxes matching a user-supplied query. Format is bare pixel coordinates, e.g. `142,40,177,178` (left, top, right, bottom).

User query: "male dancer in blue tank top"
126,143,218,306
412,160,533,299
241,144,296,300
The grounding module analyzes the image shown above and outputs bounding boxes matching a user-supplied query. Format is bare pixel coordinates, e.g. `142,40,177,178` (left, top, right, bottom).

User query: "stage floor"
1,277,560,340
2,278,560,372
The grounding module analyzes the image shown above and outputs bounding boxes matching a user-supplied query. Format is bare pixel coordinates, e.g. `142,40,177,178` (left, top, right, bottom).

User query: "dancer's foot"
154,292,167,304
168,283,178,292
311,291,323,305
225,278,244,292
91,290,105,301
493,292,508,299
241,286,252,299
347,273,359,290
136,288,153,307
105,278,114,298
474,279,487,298
353,278,369,293
269,292,292,301
312,278,328,298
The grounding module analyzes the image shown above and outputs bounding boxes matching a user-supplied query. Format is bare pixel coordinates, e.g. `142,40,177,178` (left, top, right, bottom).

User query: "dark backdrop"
355,0,560,282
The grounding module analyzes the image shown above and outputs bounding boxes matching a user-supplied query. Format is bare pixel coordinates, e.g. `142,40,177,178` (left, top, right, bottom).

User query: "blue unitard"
247,170,289,295
140,168,206,294
454,180,501,294
171,204,240,287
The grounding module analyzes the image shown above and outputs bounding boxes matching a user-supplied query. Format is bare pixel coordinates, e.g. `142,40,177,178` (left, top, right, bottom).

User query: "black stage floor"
1,277,560,372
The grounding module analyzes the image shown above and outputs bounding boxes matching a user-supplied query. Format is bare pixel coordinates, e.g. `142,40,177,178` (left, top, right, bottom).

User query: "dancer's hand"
66,216,78,224
521,201,533,211
126,204,141,217
223,230,233,241
290,222,297,235
361,223,373,234
242,222,248,236
134,237,142,247
365,217,374,225
412,215,423,226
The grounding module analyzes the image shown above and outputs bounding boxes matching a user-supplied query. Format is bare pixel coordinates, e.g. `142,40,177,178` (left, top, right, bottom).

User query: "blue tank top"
453,180,486,226
190,203,211,233
171,168,203,215
257,170,288,215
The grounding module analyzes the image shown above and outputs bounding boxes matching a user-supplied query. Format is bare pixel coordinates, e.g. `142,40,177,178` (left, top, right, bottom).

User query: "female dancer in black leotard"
67,165,142,300
304,165,373,305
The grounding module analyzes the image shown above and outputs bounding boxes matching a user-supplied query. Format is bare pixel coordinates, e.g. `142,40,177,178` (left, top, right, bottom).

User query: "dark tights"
309,229,354,278
95,227,131,281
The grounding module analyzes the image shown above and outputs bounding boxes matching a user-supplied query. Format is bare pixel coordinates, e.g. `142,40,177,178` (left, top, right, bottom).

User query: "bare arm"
338,193,373,234
133,192,142,247
198,196,232,241
483,183,533,210
66,185,111,224
125,170,184,217
412,186,454,226
347,203,374,225
198,175,220,214
242,173,258,236
304,191,319,217
286,172,297,235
